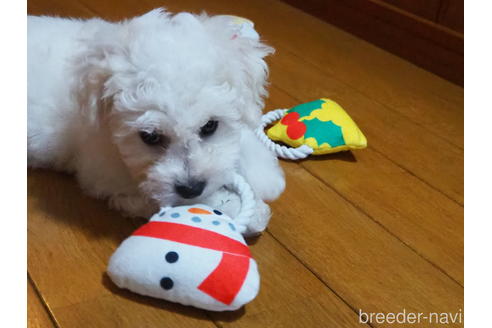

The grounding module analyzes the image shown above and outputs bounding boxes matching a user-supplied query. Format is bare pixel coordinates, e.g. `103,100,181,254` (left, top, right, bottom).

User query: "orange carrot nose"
188,207,212,215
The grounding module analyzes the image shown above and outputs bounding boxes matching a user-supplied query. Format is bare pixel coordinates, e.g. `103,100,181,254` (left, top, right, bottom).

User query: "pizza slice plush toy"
257,98,367,159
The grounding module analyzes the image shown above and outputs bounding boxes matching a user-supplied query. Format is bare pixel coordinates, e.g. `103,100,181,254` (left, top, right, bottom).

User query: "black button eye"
160,277,174,290
165,251,179,263
139,130,162,145
199,120,218,137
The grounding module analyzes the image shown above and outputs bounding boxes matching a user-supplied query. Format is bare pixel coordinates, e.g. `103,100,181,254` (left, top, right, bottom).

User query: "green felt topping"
288,99,325,118
303,118,345,147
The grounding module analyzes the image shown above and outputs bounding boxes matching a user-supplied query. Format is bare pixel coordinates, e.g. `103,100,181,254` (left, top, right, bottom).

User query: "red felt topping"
280,112,307,140
280,112,300,125
286,122,307,140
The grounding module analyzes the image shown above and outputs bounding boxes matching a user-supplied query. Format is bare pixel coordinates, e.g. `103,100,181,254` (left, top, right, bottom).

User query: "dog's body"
27,9,285,234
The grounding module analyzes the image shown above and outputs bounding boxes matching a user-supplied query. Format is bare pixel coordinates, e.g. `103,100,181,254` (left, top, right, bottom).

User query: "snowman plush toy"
107,173,260,312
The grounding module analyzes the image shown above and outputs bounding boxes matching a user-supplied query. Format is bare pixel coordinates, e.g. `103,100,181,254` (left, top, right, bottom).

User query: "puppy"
27,9,285,234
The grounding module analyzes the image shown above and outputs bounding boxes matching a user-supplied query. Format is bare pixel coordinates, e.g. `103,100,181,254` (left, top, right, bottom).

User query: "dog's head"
75,9,273,207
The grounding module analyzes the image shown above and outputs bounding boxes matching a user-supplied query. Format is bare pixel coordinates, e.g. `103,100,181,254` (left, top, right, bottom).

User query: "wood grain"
27,170,218,327
53,294,216,328
438,0,464,33
266,86,464,285
211,234,366,328
269,51,464,204
28,278,56,328
380,0,441,21
269,162,463,326
280,0,463,85
27,168,368,328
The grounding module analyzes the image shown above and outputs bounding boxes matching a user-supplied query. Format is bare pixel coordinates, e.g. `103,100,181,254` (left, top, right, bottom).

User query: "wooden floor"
27,0,464,327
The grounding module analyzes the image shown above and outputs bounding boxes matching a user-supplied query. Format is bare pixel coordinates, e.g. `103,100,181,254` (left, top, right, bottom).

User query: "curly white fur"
27,9,285,234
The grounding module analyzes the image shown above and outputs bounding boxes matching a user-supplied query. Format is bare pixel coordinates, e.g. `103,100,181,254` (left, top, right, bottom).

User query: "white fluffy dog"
27,9,285,235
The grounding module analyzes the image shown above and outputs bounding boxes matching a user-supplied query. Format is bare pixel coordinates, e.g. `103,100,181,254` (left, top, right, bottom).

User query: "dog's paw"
250,170,286,202
198,187,271,236
243,200,271,237
109,194,157,218
199,187,242,218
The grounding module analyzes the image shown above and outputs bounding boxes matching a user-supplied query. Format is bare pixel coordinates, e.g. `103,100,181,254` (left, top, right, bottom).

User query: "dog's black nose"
175,180,206,199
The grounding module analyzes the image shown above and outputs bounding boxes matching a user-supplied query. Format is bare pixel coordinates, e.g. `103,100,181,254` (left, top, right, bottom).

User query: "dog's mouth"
174,180,207,199
141,184,210,208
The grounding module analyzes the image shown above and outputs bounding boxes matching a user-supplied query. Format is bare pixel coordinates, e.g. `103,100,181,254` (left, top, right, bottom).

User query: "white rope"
256,109,313,160
153,174,255,235
225,172,256,234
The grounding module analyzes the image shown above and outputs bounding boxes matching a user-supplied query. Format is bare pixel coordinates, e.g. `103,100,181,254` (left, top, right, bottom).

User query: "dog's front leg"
233,128,286,235
238,128,286,202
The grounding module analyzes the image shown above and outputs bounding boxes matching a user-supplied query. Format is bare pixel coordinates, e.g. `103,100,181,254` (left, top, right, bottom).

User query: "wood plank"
28,278,57,328
301,149,463,284
281,0,463,53
438,0,464,33
211,234,366,328
51,235,369,328
380,0,441,21
27,169,134,308
253,0,464,148
266,86,464,285
27,0,92,18
27,169,216,328
53,294,216,328
270,0,462,148
259,0,463,148
218,293,356,328
268,51,463,204
269,162,463,326
280,0,463,85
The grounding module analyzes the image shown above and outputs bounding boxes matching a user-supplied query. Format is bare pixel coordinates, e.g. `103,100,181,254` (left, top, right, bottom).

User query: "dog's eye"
139,130,163,146
199,120,218,137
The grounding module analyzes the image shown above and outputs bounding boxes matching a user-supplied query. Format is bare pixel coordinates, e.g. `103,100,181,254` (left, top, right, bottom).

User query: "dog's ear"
73,21,125,125
74,9,171,125
205,15,275,129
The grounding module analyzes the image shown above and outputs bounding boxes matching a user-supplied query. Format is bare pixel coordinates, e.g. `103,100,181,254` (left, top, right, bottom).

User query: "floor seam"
277,46,464,151
298,162,464,288
265,230,375,328
369,145,463,206
28,272,62,328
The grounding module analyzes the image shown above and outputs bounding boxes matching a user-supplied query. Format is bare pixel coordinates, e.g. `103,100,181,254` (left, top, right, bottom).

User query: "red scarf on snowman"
133,221,251,305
